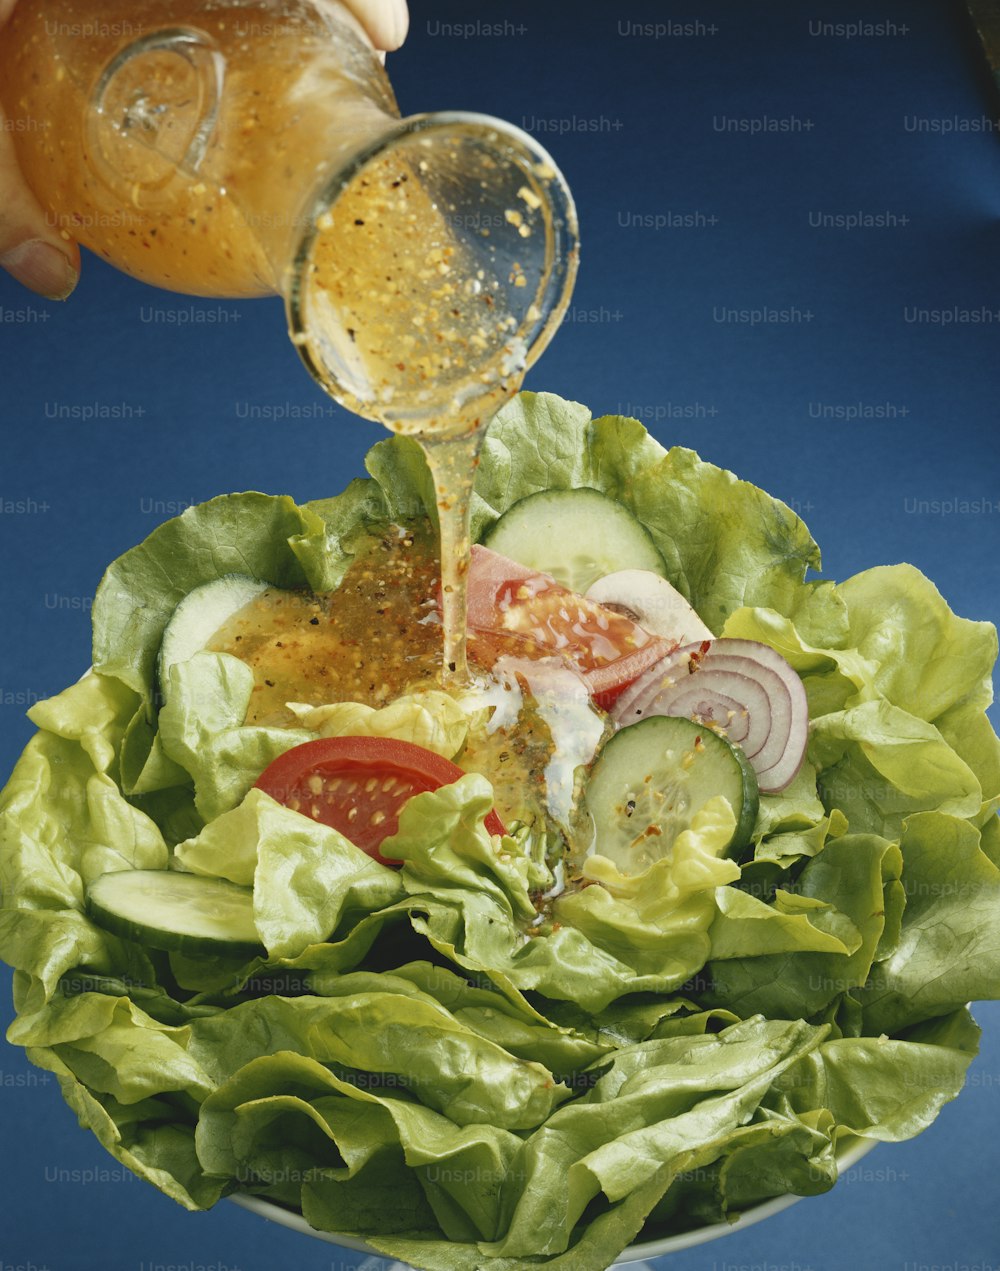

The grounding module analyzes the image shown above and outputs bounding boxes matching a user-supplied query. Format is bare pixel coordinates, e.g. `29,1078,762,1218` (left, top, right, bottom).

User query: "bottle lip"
284,110,580,424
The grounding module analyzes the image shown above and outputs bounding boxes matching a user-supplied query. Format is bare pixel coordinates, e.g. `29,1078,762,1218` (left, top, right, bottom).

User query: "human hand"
0,0,81,298
0,0,409,300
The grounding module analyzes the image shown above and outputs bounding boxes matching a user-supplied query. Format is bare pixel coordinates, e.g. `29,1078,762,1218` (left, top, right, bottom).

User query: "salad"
1,391,999,1271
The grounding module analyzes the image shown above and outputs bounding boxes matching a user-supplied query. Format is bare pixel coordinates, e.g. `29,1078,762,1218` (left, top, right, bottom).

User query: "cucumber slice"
483,488,666,593
87,870,262,958
158,574,271,691
584,715,758,871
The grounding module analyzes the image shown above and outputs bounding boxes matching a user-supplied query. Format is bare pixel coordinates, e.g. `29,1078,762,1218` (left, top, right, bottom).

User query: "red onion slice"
612,642,709,720
655,686,752,744
657,673,770,753
610,638,808,793
680,652,792,771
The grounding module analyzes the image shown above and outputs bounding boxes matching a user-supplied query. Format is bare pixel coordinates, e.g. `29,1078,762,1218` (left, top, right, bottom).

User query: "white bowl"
230,1135,877,1267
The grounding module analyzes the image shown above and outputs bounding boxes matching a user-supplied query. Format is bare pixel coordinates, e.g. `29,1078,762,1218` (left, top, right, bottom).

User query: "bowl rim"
229,1134,878,1266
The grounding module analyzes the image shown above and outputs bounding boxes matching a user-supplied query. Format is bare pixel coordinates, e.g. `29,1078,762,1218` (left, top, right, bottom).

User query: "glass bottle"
0,0,578,423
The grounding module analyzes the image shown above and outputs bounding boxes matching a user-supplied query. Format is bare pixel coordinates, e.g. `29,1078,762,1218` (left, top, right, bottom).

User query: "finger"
0,0,17,24
340,0,409,51
0,107,80,299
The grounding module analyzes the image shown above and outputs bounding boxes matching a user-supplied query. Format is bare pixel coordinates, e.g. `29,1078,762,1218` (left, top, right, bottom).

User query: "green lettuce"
1,391,998,1271
288,690,472,760
158,653,312,821
173,787,405,959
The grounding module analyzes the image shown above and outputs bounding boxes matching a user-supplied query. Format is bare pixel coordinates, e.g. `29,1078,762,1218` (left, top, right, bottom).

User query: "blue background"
2,1,999,1269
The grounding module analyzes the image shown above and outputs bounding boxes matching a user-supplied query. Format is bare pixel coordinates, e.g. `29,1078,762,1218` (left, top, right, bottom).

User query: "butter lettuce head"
1,391,998,1271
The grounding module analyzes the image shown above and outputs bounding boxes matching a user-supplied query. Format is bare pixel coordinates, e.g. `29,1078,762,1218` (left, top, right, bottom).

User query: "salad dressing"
411,424,491,685
207,530,607,856
458,657,609,838
206,525,443,727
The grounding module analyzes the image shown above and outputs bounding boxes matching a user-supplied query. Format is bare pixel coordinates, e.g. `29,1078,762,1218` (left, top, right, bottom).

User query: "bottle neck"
284,111,579,427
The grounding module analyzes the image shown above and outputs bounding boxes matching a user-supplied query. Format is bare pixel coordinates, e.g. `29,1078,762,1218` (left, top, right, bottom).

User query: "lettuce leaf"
836,564,998,724
174,787,405,959
860,812,1000,1033
158,653,312,820
704,833,903,1023
288,690,471,760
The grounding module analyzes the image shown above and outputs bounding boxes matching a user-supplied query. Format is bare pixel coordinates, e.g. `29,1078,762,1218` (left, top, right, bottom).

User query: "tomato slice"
466,545,673,710
254,736,506,867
